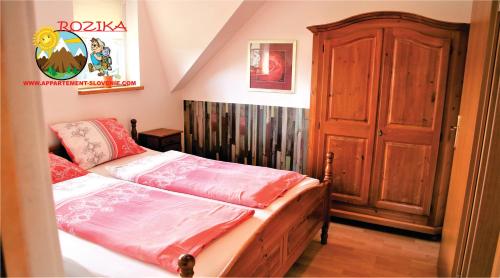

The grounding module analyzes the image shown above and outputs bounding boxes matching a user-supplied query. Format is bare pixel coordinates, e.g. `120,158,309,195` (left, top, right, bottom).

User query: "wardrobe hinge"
317,122,321,129
322,44,325,52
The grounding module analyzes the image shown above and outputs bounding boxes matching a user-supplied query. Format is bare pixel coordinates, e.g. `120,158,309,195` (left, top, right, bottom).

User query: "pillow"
51,118,145,169
49,153,88,184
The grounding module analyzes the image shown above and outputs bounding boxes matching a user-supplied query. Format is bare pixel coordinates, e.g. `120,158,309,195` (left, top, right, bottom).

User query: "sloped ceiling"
142,0,264,93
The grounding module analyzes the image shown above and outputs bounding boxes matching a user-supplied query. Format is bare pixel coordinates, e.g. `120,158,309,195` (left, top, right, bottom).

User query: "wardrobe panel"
371,27,451,217
328,37,376,123
318,28,383,206
326,135,369,205
375,141,433,215
387,33,448,129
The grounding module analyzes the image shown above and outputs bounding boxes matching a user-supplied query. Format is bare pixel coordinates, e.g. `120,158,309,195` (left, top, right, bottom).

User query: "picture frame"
248,40,296,93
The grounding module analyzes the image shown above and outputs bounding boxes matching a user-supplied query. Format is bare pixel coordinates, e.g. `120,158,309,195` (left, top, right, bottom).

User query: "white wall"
178,0,473,108
144,0,243,92
28,1,184,146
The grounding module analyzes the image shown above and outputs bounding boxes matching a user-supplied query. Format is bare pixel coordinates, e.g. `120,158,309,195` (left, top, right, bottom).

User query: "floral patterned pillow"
51,118,145,169
49,153,89,184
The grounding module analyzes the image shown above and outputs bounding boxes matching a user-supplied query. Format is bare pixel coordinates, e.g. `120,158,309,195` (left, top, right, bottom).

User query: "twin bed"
50,119,333,277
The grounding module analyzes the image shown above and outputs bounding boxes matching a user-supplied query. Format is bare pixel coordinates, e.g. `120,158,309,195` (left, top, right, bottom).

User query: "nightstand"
138,128,182,152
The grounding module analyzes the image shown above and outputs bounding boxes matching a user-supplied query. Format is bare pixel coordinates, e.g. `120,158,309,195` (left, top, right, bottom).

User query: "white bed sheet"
57,150,321,277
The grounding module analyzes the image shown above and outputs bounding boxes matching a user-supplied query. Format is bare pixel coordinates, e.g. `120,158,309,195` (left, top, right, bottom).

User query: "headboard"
48,118,139,161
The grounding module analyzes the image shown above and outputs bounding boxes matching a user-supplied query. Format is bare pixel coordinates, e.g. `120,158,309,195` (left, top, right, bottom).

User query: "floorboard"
286,222,440,277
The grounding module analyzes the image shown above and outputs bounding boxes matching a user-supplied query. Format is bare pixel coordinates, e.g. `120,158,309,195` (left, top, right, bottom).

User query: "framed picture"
248,40,296,93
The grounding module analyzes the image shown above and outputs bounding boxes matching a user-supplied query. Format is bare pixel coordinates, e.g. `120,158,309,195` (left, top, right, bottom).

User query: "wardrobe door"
317,28,383,206
372,27,451,216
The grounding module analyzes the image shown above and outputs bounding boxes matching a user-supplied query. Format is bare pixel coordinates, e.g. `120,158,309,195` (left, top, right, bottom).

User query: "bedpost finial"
324,152,333,180
326,152,333,161
130,118,138,143
178,254,195,278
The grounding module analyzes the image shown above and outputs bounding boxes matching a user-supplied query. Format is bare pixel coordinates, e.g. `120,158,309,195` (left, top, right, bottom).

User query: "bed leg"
321,222,329,245
321,152,333,245
178,254,195,278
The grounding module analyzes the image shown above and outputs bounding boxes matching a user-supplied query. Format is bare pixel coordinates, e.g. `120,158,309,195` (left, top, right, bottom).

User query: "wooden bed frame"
132,119,334,277
51,119,334,277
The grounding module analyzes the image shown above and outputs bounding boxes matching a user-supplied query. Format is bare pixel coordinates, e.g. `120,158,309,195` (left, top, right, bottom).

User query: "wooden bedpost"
178,254,195,278
130,118,138,142
321,152,333,245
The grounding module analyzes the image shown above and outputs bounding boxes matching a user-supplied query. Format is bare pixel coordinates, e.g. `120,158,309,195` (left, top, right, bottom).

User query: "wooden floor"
286,221,440,277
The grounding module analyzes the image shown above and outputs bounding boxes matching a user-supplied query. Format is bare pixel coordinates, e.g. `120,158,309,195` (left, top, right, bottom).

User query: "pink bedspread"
55,182,254,273
110,152,306,208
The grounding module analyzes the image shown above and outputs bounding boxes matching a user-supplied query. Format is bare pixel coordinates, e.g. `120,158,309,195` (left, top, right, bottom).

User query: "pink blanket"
110,152,306,208
55,182,254,273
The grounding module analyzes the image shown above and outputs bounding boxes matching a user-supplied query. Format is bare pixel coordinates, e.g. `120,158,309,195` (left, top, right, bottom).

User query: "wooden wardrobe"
307,12,469,234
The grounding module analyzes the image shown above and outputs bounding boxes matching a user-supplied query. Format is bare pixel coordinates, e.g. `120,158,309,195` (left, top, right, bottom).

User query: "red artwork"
249,41,295,92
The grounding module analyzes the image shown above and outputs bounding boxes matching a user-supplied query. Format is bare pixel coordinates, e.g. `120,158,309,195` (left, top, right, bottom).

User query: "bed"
50,119,333,277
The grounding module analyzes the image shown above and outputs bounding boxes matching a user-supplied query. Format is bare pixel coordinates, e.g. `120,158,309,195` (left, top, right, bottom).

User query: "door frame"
1,1,64,276
438,1,499,276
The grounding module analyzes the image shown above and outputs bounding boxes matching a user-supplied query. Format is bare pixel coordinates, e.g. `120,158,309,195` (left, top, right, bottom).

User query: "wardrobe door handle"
378,130,383,136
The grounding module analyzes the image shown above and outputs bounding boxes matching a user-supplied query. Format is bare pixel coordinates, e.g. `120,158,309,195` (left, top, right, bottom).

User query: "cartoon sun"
33,26,59,56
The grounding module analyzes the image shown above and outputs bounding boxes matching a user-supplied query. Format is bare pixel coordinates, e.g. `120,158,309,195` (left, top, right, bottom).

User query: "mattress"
58,149,321,277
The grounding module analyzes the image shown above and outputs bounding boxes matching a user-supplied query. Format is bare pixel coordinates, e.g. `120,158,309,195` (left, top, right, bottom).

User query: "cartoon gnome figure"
88,37,112,76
